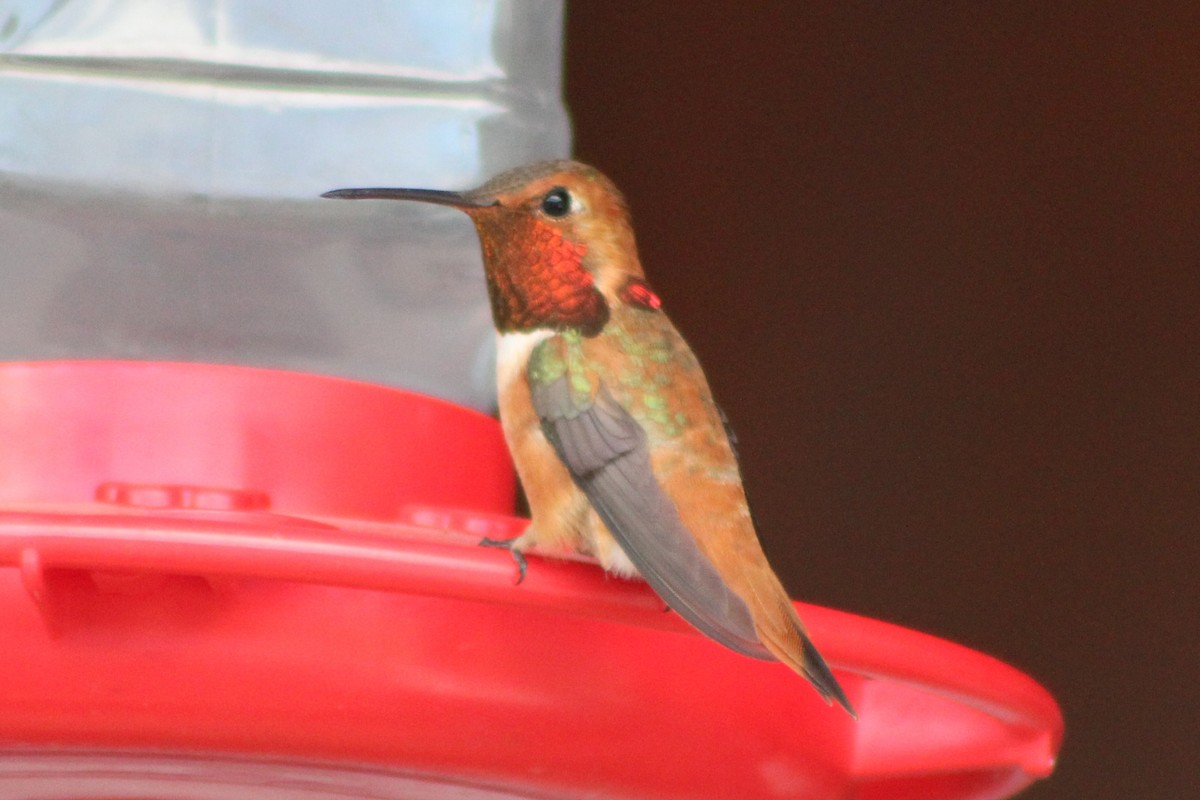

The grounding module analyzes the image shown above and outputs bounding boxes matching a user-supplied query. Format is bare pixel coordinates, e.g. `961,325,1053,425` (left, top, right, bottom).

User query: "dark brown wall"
566,4,1197,798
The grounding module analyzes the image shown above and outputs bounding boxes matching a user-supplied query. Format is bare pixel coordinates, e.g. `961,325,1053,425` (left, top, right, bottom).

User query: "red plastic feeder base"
0,362,1062,799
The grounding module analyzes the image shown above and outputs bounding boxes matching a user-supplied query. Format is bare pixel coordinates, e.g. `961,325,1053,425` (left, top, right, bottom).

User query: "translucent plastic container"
0,0,570,409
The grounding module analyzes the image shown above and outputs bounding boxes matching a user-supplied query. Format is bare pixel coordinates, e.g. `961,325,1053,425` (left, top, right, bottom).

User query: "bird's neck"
477,215,612,336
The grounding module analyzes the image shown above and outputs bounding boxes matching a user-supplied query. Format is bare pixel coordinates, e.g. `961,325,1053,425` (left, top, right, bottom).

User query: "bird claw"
479,537,528,584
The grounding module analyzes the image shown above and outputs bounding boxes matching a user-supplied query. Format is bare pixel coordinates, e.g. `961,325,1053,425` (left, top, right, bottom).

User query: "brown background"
565,4,1196,799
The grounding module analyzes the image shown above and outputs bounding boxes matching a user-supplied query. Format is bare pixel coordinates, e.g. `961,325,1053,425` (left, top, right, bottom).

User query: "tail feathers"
759,620,856,719
798,633,856,718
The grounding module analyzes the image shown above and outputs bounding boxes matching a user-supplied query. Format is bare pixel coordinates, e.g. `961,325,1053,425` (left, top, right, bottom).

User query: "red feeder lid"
0,362,1062,799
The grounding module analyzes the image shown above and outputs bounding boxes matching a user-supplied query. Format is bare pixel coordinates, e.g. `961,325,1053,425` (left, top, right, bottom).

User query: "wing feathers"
532,375,770,659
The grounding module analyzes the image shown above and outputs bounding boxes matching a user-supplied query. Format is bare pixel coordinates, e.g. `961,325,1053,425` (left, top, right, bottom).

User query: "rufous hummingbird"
323,160,853,715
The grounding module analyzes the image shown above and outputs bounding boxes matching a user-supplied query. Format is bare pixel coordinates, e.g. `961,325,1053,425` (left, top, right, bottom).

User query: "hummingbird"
323,160,853,715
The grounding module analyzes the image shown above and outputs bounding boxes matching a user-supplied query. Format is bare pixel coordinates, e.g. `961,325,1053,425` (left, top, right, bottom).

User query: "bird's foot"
479,536,528,584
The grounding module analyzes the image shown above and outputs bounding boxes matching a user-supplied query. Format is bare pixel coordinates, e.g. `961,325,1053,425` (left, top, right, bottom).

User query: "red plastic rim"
0,362,1062,799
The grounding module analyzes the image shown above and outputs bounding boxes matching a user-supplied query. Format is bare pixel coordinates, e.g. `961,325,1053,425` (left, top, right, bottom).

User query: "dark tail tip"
801,634,857,719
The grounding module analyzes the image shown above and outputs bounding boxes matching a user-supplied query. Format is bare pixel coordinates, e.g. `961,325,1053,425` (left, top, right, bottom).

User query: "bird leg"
479,536,528,584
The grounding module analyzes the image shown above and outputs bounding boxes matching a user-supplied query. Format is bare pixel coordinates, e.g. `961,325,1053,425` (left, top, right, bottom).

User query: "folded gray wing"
531,375,771,660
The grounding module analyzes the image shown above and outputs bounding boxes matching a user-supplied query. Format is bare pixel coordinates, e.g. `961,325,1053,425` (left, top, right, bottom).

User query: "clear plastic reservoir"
0,0,570,410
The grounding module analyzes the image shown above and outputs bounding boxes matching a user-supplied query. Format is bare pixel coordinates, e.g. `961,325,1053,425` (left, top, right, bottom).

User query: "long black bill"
320,187,496,208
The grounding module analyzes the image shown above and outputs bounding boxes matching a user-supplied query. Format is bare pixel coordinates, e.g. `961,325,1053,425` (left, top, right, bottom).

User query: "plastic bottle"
0,0,570,409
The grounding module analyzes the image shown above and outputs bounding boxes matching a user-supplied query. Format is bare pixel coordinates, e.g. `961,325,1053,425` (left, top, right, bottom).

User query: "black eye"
541,187,571,217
